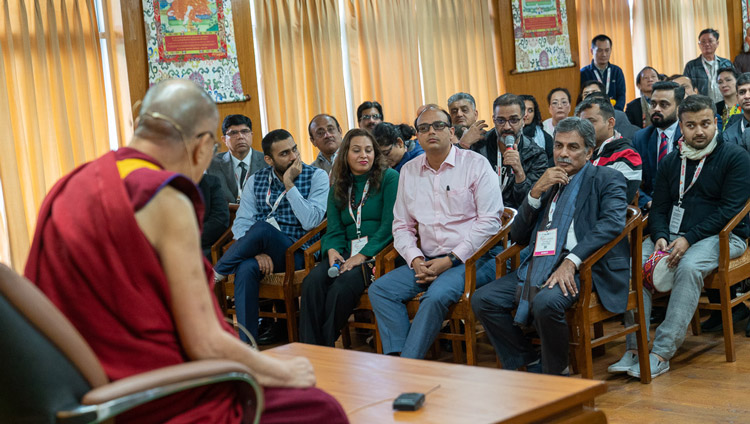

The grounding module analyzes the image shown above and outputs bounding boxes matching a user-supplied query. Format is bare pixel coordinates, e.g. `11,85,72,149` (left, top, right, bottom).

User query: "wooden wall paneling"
120,0,263,152
727,0,743,59
494,0,581,120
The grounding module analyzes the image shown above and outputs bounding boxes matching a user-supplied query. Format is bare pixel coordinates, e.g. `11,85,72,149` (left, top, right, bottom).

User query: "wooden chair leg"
285,297,299,342
465,318,477,366
450,320,463,364
691,308,702,336
592,322,605,357
580,317,594,380
720,285,736,362
341,323,352,349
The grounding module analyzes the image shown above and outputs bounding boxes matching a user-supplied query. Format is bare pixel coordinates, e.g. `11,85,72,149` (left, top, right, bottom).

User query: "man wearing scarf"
472,117,629,376
610,95,750,380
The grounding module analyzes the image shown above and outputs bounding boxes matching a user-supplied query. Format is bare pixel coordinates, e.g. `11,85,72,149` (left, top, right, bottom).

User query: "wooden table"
266,343,607,423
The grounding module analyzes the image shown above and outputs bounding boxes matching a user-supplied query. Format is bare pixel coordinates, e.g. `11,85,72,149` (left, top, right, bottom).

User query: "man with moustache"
471,94,548,208
368,105,502,359
448,92,489,148
610,95,750,379
207,114,267,203
357,101,384,132
472,117,629,376
308,114,343,174
632,82,684,211
722,72,750,153
214,129,329,342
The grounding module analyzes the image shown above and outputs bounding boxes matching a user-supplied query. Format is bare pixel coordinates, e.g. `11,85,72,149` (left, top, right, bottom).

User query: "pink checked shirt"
393,146,503,267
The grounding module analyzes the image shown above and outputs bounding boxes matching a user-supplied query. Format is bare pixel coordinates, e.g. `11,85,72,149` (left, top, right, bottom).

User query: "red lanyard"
678,155,705,206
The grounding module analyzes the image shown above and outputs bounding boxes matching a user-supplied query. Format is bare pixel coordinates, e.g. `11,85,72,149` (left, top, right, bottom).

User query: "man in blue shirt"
580,34,627,111
214,129,329,342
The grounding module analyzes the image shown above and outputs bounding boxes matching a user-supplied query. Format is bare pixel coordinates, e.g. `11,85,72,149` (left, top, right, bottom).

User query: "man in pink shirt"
368,106,503,359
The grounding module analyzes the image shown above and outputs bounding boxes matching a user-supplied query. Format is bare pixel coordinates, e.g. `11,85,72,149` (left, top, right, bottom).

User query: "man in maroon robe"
24,79,347,424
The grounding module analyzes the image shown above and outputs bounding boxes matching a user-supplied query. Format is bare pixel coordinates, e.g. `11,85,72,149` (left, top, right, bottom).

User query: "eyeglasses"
381,145,394,156
493,117,522,126
550,101,570,108
416,121,450,133
698,41,716,46
359,114,383,121
226,129,251,138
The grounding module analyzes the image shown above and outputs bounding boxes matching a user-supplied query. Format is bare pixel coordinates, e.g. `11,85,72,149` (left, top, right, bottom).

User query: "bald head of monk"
131,79,219,182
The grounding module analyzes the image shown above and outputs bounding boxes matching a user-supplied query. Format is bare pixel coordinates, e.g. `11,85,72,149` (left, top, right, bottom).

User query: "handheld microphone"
327,262,341,278
503,134,515,149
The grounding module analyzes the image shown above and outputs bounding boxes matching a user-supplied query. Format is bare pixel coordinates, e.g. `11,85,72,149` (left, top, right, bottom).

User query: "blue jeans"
368,251,495,358
215,221,304,341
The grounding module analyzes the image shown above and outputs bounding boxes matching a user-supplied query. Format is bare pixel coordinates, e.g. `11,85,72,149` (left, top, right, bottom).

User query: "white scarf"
680,132,718,160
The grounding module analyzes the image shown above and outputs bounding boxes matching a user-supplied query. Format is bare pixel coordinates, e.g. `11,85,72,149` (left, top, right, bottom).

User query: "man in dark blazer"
207,114,267,203
472,117,629,376
722,72,750,151
197,173,229,259
632,82,684,211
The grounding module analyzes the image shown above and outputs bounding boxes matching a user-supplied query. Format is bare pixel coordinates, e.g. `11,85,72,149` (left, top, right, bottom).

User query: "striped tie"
658,132,668,163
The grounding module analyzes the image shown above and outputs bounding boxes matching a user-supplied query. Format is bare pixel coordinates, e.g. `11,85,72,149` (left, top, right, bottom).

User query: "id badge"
266,216,281,231
669,205,685,234
350,236,369,256
533,229,557,256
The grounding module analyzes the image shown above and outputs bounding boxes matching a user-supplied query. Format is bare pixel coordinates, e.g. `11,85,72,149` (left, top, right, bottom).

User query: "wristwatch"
448,252,462,267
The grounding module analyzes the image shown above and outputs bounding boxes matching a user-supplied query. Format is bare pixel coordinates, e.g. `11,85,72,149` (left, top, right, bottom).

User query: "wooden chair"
495,206,652,383
211,216,327,342
377,207,518,365
696,198,750,362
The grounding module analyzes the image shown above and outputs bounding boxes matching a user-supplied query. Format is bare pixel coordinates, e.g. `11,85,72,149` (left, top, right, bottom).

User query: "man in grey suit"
471,117,629,376
207,114,267,203
722,72,750,151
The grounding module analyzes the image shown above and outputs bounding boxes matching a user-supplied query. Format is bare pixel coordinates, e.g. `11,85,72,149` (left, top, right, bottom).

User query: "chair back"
0,264,108,423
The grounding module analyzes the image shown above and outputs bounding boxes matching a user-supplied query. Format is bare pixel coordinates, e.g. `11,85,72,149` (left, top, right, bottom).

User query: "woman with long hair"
299,128,399,346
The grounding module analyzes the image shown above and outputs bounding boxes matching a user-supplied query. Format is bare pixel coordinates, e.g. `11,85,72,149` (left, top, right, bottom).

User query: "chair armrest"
495,243,524,279
383,245,400,273
463,216,516,299
284,220,327,278
304,240,322,272
211,228,235,265
59,360,262,424
718,199,750,273
373,242,394,279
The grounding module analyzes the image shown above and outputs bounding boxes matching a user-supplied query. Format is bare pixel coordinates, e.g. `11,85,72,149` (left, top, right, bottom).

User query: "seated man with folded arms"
575,94,643,203
472,117,629,376
472,94,549,208
368,106,503,359
611,95,750,379
308,113,343,174
214,129,329,342
24,79,346,423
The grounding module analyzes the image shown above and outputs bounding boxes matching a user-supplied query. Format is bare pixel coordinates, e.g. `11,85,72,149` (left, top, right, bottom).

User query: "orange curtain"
576,0,636,102
254,0,349,163
345,0,422,126
416,0,499,122
0,0,114,270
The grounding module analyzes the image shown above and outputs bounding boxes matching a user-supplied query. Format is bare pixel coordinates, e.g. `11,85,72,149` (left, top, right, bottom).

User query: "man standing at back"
683,28,733,103
580,34,627,110
207,114,267,203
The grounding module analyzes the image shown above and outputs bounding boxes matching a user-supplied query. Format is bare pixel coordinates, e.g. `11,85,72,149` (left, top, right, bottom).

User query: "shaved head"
136,79,218,146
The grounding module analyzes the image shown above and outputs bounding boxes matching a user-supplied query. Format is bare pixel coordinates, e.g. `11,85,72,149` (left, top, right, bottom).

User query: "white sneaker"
608,351,638,373
214,270,227,283
627,353,669,379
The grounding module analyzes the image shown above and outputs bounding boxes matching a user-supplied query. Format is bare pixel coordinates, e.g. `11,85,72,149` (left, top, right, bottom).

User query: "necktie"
658,132,668,163
239,162,248,189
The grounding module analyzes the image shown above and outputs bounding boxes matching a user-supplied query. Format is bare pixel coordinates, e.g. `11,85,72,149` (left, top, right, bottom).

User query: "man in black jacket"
471,94,549,208
610,95,750,380
472,117,629,376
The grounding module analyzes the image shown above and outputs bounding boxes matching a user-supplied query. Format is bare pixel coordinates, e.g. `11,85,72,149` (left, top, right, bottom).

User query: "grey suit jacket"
511,165,630,314
722,117,750,152
207,150,268,203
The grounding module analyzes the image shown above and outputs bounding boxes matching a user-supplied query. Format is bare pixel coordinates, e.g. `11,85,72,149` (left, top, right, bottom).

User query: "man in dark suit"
472,117,629,376
722,72,750,151
207,114,267,203
632,81,684,211
197,173,230,259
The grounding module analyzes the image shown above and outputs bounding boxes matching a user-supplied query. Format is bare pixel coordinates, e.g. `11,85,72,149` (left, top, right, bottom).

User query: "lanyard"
265,173,288,217
545,188,562,230
594,66,611,93
348,180,370,237
592,133,621,166
497,146,513,189
678,155,706,206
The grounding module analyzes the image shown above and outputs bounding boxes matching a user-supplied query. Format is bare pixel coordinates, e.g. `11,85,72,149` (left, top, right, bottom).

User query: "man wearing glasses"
368,106,502,359
683,28,733,103
357,101,384,132
308,114,343,174
471,94,549,208
207,114,268,203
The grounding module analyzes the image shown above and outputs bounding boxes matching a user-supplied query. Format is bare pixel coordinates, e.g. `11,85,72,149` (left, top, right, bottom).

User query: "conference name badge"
351,236,368,257
534,229,557,256
669,205,685,234
266,216,281,232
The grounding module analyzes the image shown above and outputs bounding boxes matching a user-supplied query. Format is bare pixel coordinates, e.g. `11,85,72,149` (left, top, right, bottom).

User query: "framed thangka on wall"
511,0,575,73
143,0,247,103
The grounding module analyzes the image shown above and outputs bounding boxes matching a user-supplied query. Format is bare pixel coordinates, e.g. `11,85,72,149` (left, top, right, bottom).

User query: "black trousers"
299,260,368,346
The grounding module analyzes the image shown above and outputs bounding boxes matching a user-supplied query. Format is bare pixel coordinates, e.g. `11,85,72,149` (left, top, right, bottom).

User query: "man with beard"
632,81,684,211
722,72,750,153
471,94,549,208
448,92,489,149
610,95,750,379
308,114,343,174
214,129,329,342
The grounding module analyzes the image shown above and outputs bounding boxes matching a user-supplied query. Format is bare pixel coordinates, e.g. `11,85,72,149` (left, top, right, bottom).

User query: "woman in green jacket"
300,128,399,346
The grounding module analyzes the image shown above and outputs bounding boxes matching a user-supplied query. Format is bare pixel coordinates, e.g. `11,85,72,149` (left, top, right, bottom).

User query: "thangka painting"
143,0,247,103
511,0,575,73
743,0,750,52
